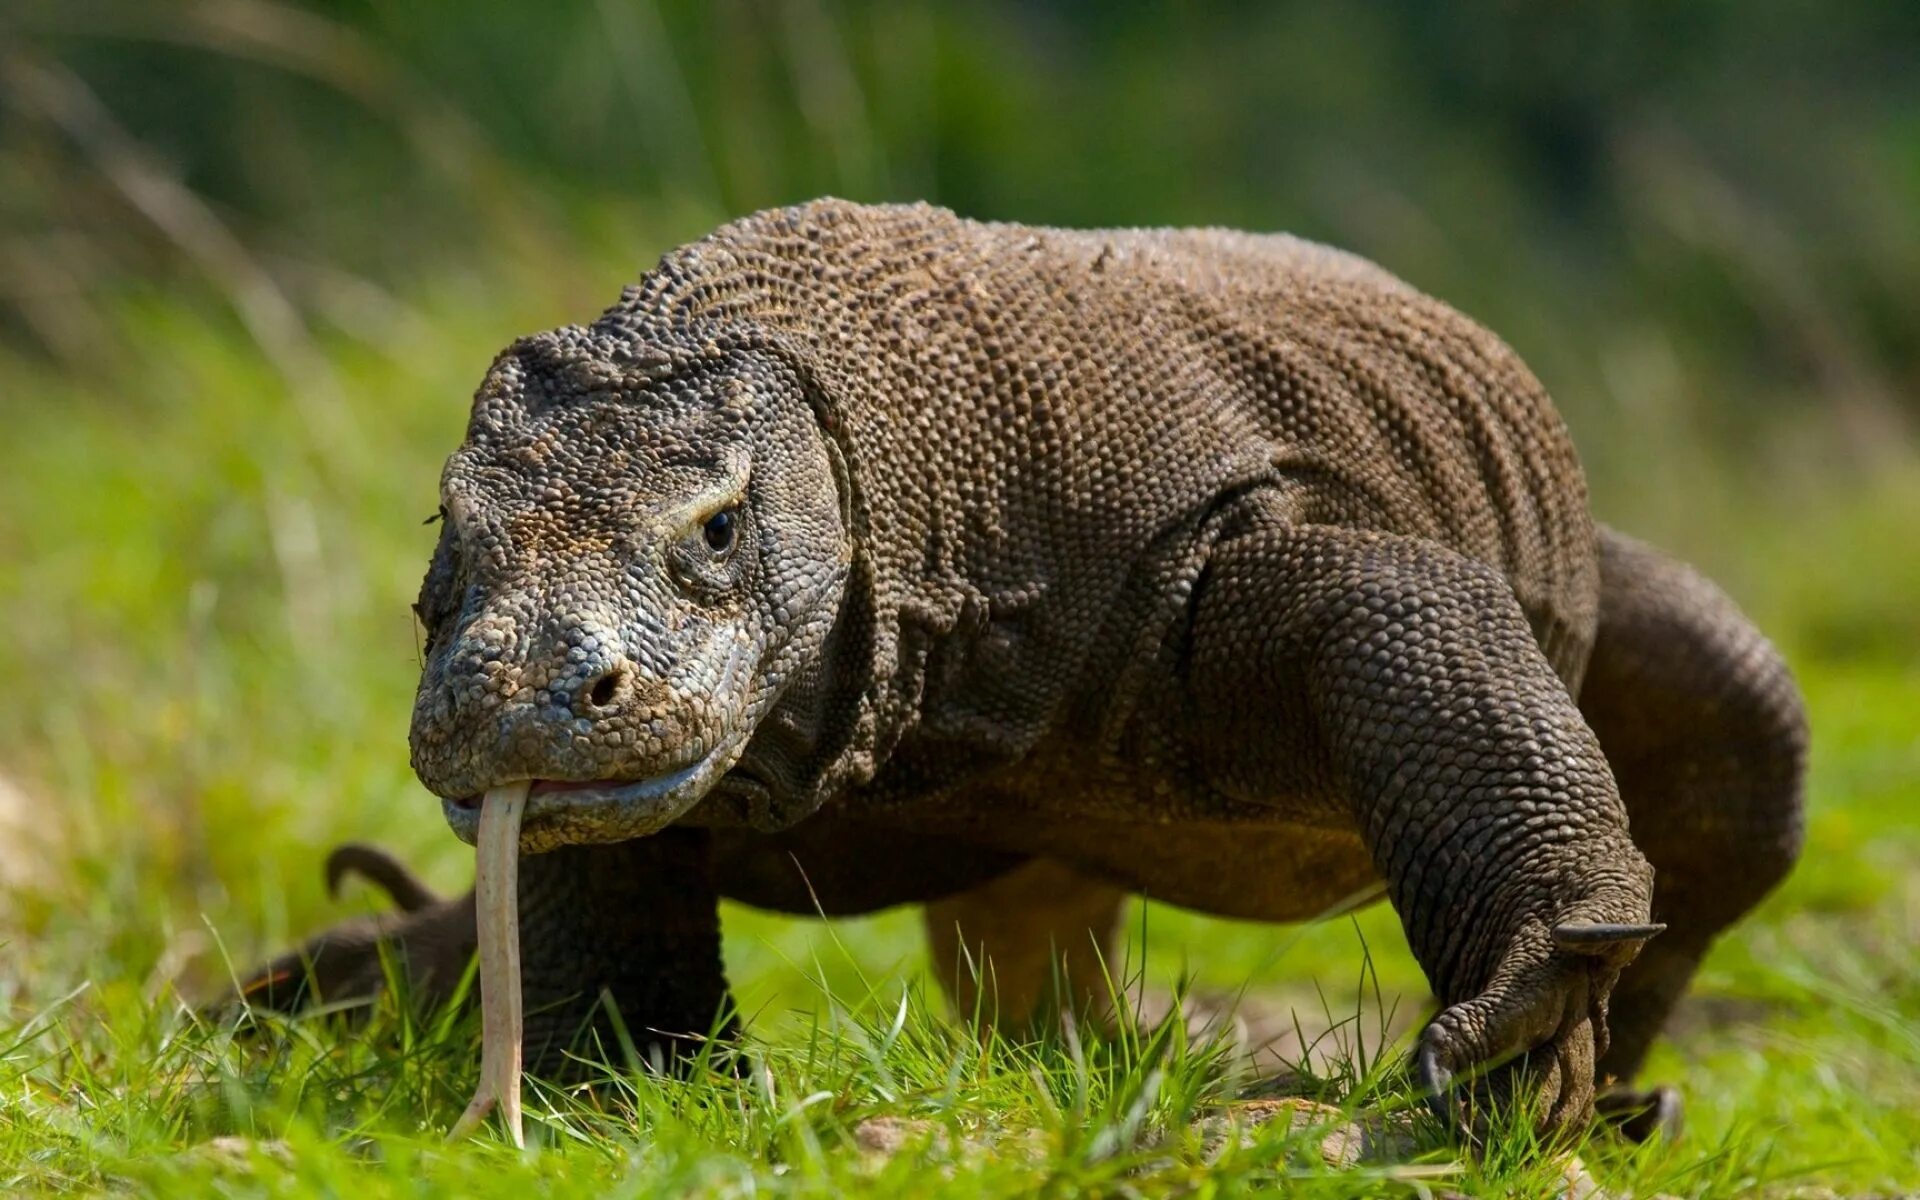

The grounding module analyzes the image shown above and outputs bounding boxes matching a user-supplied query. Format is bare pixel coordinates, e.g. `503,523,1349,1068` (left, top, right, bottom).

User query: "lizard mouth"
442,745,735,853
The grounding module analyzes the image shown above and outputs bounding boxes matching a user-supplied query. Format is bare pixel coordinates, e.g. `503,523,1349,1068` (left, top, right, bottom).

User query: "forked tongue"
448,781,530,1147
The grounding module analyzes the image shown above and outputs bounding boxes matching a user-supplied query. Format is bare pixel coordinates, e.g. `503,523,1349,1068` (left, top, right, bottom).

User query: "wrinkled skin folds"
235,200,1808,1146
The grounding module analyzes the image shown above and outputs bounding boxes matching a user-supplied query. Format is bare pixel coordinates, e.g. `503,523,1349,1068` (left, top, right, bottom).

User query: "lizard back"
599,200,1600,799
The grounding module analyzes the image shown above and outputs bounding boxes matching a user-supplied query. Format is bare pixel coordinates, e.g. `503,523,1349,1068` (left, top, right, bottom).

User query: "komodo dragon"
238,199,1807,1140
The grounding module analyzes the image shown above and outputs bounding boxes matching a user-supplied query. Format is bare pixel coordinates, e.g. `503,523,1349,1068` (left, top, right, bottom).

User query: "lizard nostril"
583,665,626,711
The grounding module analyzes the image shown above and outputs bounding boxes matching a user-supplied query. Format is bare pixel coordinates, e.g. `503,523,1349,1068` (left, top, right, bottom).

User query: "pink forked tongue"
448,781,530,1147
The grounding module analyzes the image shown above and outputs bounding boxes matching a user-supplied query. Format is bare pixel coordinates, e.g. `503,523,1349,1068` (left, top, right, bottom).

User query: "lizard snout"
413,608,757,853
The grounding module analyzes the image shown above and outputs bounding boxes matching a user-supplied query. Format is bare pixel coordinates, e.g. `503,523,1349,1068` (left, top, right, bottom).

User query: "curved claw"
1417,1030,1474,1143
1597,1083,1683,1143
1550,922,1665,952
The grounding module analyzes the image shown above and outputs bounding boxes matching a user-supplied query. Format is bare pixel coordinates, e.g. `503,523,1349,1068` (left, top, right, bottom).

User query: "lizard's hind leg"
922,858,1129,1035
1578,528,1808,1136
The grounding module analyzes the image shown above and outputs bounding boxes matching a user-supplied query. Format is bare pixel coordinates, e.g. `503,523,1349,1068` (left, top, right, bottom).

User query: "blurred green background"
8,1,1920,566
0,2,1916,1192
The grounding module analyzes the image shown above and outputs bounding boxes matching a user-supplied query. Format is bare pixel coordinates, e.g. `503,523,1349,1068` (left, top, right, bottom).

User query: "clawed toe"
1597,1083,1683,1142
1416,1027,1471,1141
1415,921,1669,1145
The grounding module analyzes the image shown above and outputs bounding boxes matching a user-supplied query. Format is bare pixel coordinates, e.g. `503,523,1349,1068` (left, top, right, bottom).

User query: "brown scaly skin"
235,200,1807,1141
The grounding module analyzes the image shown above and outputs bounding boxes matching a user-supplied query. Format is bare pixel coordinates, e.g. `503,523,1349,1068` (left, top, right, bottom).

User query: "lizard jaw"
441,743,737,853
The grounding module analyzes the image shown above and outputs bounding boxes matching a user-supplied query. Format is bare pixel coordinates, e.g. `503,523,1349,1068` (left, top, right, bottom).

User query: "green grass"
1,285,1916,1198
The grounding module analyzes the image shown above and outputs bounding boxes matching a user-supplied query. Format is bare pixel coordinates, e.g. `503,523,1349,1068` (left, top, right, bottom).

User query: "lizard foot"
1417,921,1664,1145
1596,1083,1683,1143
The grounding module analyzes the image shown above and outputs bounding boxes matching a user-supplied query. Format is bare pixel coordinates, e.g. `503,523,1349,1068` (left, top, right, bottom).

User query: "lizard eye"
702,508,738,556
668,503,749,595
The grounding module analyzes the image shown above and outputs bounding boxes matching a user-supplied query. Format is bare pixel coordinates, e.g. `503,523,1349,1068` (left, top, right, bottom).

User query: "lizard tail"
324,842,442,913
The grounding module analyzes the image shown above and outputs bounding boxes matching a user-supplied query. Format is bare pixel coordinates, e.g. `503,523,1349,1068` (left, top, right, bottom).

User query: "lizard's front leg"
1187,508,1657,1139
233,827,735,1079
516,828,737,1074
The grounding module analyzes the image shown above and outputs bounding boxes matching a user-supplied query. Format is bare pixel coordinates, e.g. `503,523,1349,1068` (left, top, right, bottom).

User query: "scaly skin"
237,200,1806,1140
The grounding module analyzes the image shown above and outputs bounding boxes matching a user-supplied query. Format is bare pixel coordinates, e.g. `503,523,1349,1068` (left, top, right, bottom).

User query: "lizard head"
410,323,851,853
